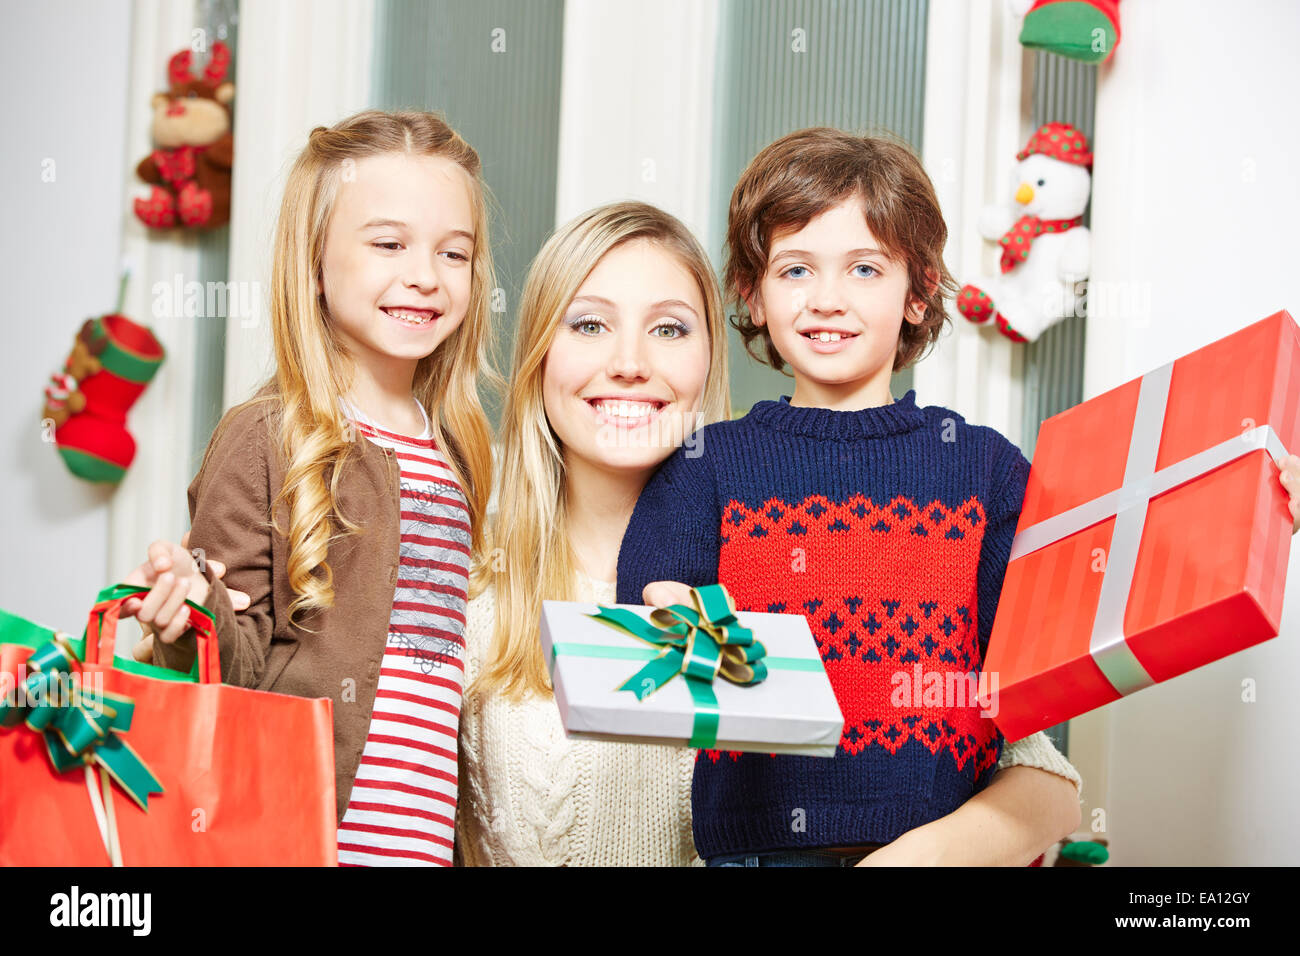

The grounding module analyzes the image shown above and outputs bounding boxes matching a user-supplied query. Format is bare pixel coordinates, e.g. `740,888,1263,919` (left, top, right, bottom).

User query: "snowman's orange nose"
1015,183,1035,205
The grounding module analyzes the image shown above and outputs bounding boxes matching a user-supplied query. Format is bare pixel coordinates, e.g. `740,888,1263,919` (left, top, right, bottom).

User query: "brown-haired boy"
616,127,1084,866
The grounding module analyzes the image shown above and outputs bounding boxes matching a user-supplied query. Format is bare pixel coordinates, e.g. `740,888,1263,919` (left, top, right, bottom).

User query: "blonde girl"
124,110,499,866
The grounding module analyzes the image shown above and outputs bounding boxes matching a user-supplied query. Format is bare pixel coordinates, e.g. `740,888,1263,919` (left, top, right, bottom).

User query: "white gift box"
540,600,845,757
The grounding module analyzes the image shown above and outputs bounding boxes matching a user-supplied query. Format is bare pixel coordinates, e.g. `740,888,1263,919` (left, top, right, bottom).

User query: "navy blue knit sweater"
616,389,1031,859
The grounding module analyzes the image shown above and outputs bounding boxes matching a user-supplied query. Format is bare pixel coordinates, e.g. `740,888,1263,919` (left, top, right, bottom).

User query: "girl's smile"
382,304,443,328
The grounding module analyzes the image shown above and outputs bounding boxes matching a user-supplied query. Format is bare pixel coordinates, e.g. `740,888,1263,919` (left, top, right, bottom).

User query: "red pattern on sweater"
714,493,1000,779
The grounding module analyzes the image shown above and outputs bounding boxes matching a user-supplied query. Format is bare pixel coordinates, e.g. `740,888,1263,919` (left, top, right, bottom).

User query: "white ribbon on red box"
1009,361,1291,696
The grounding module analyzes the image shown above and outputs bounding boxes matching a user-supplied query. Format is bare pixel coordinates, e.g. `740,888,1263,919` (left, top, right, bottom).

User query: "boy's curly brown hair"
725,128,956,373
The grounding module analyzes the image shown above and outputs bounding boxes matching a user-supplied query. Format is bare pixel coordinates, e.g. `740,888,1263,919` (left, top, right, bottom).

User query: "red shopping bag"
0,585,337,865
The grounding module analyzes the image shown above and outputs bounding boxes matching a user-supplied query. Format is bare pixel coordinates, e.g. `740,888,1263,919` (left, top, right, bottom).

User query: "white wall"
916,0,1027,443
0,1,132,634
1086,0,1300,864
554,0,719,244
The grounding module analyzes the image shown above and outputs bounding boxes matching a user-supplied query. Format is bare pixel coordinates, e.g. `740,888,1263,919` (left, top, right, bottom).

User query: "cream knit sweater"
454,571,1082,866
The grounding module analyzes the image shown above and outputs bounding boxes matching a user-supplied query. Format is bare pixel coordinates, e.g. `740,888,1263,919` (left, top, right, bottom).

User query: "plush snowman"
956,122,1093,343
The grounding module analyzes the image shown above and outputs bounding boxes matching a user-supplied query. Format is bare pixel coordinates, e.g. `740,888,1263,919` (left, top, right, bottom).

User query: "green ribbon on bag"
584,584,767,748
0,633,163,810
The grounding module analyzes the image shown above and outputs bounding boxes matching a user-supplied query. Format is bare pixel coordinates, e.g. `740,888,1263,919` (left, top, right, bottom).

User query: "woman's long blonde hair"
228,109,500,625
471,201,731,700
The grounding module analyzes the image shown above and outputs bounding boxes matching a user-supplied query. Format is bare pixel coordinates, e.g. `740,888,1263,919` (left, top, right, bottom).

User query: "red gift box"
981,310,1299,741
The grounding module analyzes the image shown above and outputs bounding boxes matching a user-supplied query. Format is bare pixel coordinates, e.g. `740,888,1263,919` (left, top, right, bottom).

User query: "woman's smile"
584,394,668,429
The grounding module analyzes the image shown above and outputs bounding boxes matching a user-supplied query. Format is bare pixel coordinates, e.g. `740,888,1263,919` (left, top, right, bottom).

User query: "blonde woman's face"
319,152,476,369
542,239,712,476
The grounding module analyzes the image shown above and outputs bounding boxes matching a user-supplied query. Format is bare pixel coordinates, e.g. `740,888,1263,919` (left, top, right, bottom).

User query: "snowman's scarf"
999,215,1083,274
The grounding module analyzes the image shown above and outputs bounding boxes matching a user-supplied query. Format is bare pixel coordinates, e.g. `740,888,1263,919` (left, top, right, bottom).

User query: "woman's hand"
121,531,251,663
1280,454,1300,535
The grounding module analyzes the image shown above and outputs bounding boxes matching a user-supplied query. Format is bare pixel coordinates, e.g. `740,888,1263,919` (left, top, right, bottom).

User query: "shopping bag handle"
84,584,221,685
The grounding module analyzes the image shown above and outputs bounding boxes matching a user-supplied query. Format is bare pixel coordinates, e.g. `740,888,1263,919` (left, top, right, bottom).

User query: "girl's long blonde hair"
471,201,731,700
229,109,500,625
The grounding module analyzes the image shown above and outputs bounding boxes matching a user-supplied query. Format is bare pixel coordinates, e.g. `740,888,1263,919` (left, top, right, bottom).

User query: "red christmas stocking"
1019,0,1121,65
51,314,165,483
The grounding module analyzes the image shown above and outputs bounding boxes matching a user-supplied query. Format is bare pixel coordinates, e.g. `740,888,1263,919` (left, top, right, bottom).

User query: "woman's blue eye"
568,316,604,335
653,321,689,339
854,264,878,278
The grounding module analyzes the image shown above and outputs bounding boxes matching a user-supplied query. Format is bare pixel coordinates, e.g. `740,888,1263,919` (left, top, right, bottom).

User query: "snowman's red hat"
1017,122,1093,168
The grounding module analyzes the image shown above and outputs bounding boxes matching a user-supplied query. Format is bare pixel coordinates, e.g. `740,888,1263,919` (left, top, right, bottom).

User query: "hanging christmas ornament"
42,274,166,483
956,122,1093,343
1013,0,1122,65
133,40,235,231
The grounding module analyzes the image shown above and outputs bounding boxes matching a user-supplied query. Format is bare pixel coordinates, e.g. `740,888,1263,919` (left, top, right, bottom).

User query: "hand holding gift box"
981,310,1300,740
1283,453,1300,533
541,583,845,756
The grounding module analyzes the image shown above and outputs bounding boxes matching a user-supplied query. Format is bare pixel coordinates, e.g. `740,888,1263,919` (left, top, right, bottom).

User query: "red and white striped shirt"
336,398,469,866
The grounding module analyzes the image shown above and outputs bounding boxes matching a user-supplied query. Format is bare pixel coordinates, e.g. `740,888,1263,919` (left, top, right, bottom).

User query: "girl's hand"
642,580,695,608
1281,454,1300,535
120,532,250,660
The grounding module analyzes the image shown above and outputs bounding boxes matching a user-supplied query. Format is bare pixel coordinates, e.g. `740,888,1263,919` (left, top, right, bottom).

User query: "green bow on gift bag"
0,633,163,810
585,584,767,748
0,583,205,865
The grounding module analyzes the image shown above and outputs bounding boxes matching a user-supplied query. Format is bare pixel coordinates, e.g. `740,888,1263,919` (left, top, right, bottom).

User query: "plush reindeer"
133,41,235,230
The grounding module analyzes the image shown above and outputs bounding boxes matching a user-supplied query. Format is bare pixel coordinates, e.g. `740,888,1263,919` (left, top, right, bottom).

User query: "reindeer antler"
204,41,230,85
168,48,194,86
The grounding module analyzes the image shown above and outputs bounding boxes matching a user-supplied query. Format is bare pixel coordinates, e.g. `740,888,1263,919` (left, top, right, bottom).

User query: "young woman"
454,201,730,865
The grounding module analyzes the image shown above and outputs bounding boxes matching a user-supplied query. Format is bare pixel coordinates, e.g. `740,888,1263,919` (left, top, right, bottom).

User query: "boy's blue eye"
854,264,878,278
782,265,809,279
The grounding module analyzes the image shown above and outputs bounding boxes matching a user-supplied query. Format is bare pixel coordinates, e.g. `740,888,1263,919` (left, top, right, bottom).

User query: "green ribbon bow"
585,584,767,748
0,633,163,810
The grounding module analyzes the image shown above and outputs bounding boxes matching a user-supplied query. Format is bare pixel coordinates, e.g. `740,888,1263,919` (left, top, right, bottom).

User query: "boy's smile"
799,326,859,352
746,195,925,410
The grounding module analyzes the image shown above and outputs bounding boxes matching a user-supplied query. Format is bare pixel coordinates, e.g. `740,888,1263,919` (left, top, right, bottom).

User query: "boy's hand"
642,581,695,608
854,828,943,866
1281,454,1300,535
